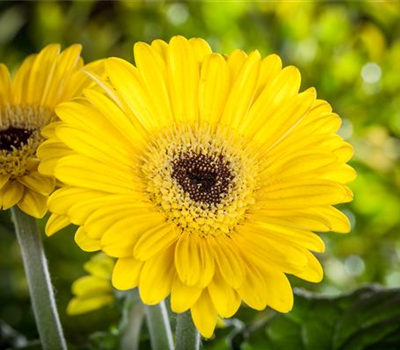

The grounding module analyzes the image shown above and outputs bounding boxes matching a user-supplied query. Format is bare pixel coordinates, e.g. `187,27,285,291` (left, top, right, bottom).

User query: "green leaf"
243,286,400,350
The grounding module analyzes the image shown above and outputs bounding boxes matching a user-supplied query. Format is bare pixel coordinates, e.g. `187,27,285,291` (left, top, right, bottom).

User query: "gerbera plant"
0,44,102,350
40,36,355,348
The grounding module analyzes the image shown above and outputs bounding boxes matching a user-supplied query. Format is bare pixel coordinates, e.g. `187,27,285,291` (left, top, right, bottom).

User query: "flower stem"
144,301,174,350
120,290,144,350
11,207,67,350
175,311,200,350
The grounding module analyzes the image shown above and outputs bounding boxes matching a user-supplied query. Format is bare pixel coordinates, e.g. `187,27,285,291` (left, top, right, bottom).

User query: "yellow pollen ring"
141,124,258,237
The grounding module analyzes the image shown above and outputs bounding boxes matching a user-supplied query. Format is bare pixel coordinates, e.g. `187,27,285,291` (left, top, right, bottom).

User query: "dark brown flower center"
0,127,33,151
171,152,233,205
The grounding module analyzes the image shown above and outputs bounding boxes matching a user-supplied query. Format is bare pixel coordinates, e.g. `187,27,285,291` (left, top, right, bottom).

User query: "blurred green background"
1,1,400,349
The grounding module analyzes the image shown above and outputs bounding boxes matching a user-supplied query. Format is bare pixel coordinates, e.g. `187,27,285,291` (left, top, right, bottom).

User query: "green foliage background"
1,1,400,349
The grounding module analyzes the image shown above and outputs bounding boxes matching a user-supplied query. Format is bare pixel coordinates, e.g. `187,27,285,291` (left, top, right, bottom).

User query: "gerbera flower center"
171,152,233,205
142,125,258,237
0,104,53,178
0,127,34,151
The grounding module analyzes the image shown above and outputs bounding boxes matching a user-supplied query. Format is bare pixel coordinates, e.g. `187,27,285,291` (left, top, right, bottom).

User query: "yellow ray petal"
0,63,12,104
45,213,70,237
254,54,282,98
209,235,244,289
237,257,268,310
67,295,114,315
27,44,60,105
175,233,215,287
259,265,294,313
101,214,164,258
247,219,325,253
112,257,144,290
17,171,55,196
170,275,202,313
259,180,351,209
0,174,11,190
134,223,179,261
208,267,241,317
188,38,212,62
139,245,175,305
105,57,161,131
199,53,230,125
72,275,111,297
190,289,218,338
220,50,261,128
134,42,173,124
168,35,200,123
11,54,36,103
1,180,24,210
42,44,82,106
294,250,323,283
17,189,47,218
55,155,139,194
75,227,101,252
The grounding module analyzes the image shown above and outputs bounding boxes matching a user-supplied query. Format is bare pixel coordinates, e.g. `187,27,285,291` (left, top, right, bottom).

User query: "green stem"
11,207,67,350
120,290,145,350
175,311,200,350
144,301,174,350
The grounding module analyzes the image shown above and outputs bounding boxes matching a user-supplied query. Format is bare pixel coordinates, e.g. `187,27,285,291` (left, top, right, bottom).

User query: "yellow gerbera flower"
67,253,115,315
0,44,101,218
41,36,355,337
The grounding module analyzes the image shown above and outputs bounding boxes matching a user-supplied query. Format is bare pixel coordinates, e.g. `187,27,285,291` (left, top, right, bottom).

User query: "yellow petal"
188,38,212,62
134,223,179,261
134,42,173,124
45,213,70,237
168,35,200,123
208,267,241,317
0,174,10,190
67,295,113,315
237,257,268,310
175,233,215,287
27,44,60,105
259,180,351,209
75,227,101,252
190,289,218,338
105,57,160,132
259,265,294,313
18,172,55,196
233,231,307,275
221,50,261,128
55,155,138,194
17,189,47,218
112,257,144,291
199,53,230,125
247,219,325,253
170,275,202,313
1,180,24,210
209,235,244,289
12,54,36,103
72,275,111,297
42,44,82,106
83,88,148,149
227,49,247,81
139,245,175,305
294,251,323,283
254,54,282,98
101,214,164,258
84,253,114,279
37,138,74,176
0,63,12,104
150,39,168,61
